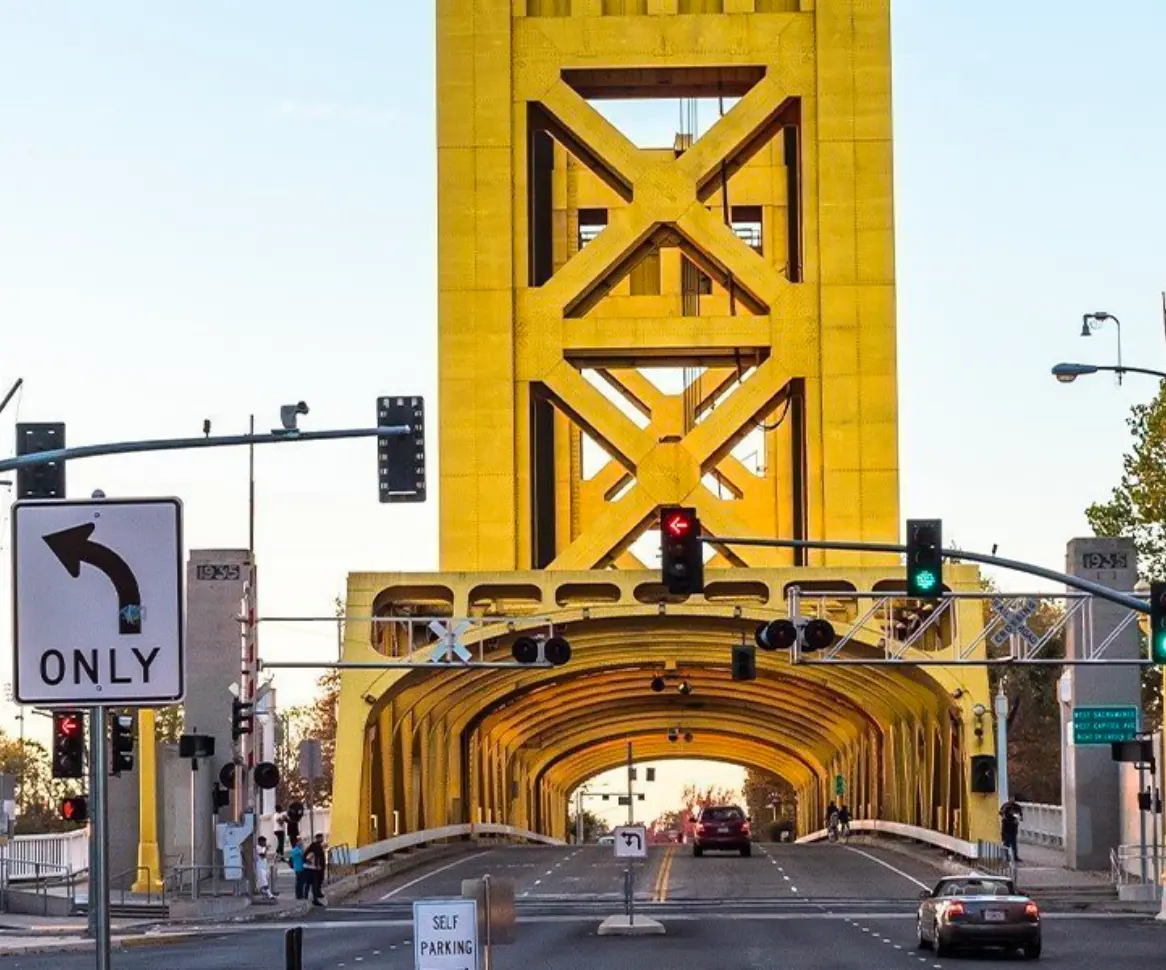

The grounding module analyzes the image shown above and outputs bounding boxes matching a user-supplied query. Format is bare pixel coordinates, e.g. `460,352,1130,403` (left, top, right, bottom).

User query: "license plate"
985,910,1006,922
718,826,730,833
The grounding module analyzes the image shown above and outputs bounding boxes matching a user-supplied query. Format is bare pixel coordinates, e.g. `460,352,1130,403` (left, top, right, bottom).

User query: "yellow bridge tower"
331,0,998,849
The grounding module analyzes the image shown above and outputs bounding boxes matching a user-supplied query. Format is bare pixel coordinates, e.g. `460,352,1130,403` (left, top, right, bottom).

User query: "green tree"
274,669,340,808
567,809,608,842
1085,381,1166,733
982,593,1066,804
154,705,184,743
0,733,84,834
741,769,795,821
679,782,739,821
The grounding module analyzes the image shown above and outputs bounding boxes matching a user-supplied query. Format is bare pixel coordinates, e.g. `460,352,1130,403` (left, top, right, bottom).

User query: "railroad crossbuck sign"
12,498,185,706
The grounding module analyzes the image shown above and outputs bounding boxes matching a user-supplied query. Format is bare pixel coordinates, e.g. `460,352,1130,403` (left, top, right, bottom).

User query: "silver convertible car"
916,875,1041,959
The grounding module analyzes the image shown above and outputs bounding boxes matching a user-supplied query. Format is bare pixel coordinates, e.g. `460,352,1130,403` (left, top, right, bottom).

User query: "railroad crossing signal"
1151,582,1166,665
51,711,85,779
906,518,943,598
110,714,135,775
512,634,572,666
660,507,704,595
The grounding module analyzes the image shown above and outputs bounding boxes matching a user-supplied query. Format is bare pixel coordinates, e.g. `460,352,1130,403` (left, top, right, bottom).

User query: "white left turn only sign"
11,497,185,706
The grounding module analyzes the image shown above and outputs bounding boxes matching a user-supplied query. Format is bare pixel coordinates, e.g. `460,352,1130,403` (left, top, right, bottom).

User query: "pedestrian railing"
349,822,565,866
1110,844,1165,886
1017,802,1064,847
0,858,82,915
975,840,1019,882
0,828,89,881
797,819,978,861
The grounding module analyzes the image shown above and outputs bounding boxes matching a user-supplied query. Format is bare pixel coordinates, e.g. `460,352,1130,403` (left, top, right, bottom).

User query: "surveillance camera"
277,401,310,433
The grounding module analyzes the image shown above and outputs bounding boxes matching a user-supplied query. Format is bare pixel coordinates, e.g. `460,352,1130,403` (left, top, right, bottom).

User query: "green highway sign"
1072,705,1139,745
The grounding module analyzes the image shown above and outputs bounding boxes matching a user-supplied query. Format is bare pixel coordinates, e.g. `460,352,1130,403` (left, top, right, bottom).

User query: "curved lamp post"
1081,312,1123,383
1052,362,1166,384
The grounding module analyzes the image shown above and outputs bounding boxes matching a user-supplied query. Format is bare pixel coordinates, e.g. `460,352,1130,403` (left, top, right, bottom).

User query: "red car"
693,805,752,856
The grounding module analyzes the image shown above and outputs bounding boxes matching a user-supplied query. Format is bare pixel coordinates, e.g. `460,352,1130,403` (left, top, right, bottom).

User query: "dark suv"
693,804,752,857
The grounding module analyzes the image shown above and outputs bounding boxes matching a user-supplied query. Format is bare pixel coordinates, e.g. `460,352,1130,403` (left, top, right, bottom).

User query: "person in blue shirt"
289,839,308,899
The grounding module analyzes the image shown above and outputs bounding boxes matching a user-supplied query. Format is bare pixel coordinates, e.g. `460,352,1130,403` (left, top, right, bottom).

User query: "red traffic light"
60,795,88,822
664,510,694,539
58,713,82,738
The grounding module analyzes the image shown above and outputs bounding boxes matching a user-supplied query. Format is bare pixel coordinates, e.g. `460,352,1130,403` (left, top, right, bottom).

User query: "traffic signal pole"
714,535,1151,615
87,707,111,968
0,424,412,476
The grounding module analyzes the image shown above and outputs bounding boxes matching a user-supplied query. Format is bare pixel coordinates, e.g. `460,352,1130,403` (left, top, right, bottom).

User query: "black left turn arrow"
44,523,142,635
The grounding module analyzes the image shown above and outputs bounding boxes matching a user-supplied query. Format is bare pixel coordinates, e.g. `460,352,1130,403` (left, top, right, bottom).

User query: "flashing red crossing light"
660,507,704,595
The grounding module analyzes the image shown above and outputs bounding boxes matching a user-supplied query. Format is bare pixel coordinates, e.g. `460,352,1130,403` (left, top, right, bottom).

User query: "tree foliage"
272,596,344,808
1084,381,1166,733
275,669,340,808
741,769,795,821
567,809,608,842
981,590,1065,804
0,732,84,834
679,782,739,819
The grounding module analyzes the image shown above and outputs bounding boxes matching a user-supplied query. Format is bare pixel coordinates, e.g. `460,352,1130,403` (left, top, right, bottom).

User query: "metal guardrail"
1017,802,1064,847
349,822,564,866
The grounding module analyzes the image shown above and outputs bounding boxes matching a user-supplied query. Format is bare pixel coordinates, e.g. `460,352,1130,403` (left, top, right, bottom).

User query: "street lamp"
1080,311,1122,383
1051,363,1166,384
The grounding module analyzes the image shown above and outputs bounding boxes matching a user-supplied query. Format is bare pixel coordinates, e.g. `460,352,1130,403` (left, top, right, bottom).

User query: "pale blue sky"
1,2,1164,821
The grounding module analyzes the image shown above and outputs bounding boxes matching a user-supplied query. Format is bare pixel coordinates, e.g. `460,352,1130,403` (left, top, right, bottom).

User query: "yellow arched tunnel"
329,567,1002,848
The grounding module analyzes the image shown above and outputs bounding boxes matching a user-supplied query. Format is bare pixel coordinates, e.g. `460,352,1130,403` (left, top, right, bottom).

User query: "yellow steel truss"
332,0,999,851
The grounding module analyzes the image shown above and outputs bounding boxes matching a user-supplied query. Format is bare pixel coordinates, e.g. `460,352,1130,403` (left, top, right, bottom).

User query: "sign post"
11,496,185,970
414,897,479,970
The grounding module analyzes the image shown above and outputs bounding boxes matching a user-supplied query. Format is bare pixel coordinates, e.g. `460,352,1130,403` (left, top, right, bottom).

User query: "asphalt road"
4,844,1163,969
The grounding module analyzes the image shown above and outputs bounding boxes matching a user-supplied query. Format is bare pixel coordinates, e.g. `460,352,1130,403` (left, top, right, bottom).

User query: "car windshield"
702,807,744,822
941,879,1012,896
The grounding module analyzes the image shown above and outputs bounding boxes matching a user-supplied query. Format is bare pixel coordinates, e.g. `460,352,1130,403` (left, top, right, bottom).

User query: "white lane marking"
842,846,930,891
782,875,790,880
790,886,798,893
894,944,902,949
379,852,494,899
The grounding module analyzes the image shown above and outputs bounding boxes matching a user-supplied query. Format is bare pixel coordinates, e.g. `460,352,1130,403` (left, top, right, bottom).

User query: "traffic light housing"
731,644,757,681
110,714,135,776
756,619,797,651
60,795,88,823
660,507,704,595
52,711,85,779
212,783,230,814
231,698,254,740
378,395,426,503
906,518,943,599
1151,582,1166,664
15,422,66,499
511,635,571,666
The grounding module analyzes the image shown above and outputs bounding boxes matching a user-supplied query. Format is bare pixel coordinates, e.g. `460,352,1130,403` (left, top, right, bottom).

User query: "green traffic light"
1153,630,1166,665
914,569,938,592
